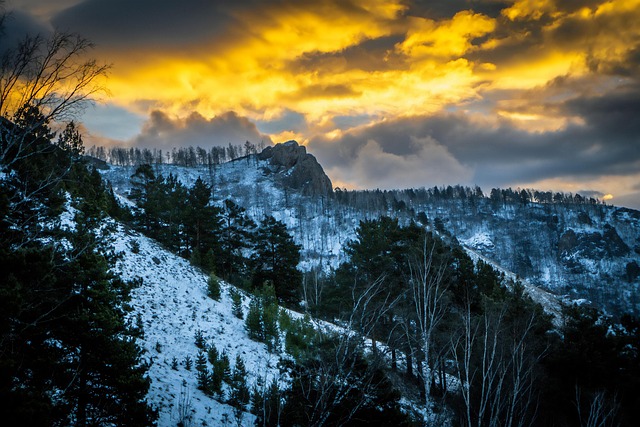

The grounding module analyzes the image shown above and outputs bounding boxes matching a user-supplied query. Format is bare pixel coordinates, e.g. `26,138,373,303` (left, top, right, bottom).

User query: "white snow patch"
462,232,494,252
112,225,283,426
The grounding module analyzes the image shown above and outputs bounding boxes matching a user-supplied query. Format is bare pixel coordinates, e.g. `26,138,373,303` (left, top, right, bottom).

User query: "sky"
4,0,640,208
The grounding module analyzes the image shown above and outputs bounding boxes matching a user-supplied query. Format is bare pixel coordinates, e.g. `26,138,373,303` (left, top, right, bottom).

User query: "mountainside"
110,223,282,426
100,141,640,316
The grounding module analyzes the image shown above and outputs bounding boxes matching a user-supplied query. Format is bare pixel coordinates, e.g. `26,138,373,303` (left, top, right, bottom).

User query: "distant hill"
99,141,640,316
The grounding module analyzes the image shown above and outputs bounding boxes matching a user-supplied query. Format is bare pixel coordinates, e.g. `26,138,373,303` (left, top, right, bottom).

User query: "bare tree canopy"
1,9,108,170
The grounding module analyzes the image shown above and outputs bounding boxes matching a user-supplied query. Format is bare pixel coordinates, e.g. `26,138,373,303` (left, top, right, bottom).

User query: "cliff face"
258,140,333,197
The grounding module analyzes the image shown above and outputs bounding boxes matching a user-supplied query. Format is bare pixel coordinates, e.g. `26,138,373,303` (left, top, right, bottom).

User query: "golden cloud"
61,0,637,150
399,11,496,59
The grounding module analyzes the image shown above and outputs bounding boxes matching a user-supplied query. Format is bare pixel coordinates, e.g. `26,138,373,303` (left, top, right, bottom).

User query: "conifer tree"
207,346,224,397
184,177,221,260
229,355,250,409
195,351,211,396
252,215,302,304
219,199,255,280
231,288,244,319
207,273,222,301
246,297,264,341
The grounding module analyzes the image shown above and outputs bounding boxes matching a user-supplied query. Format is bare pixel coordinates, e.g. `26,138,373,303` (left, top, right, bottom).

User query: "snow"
463,244,563,324
462,232,495,252
111,225,283,426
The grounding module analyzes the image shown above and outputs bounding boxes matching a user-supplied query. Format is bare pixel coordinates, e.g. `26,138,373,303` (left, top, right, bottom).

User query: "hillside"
100,141,640,316
111,223,280,426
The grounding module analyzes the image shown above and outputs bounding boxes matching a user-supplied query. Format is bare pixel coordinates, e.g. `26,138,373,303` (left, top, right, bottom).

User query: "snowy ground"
463,245,563,323
111,225,283,426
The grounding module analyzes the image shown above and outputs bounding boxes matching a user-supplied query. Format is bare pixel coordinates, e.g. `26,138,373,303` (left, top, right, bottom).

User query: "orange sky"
7,0,640,208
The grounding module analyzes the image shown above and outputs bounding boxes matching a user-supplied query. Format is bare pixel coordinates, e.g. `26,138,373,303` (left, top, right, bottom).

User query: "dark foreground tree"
0,165,156,425
252,215,302,304
0,20,154,422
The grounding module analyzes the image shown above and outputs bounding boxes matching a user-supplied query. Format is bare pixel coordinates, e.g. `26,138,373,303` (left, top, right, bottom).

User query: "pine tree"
246,297,264,341
0,181,157,426
207,274,221,301
229,355,250,409
207,346,224,397
184,177,221,261
230,288,244,319
252,215,302,304
56,120,84,158
262,286,280,352
195,351,211,395
219,199,255,280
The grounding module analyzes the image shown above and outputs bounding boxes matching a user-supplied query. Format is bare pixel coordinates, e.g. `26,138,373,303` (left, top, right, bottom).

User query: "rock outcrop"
258,140,333,197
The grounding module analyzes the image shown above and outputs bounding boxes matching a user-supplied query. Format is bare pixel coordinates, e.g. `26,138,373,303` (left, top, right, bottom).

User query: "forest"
1,11,640,427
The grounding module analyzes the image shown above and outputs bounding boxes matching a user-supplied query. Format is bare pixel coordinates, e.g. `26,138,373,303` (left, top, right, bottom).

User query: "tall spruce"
219,199,255,281
0,114,155,425
252,215,302,304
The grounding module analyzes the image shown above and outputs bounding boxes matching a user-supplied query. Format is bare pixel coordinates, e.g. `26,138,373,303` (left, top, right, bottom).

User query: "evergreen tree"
207,273,222,301
246,297,264,341
0,172,156,426
252,215,302,304
219,199,255,281
129,164,162,234
195,351,211,396
245,285,280,351
231,288,244,319
229,355,250,409
184,177,221,261
56,120,84,158
159,173,188,253
207,346,224,397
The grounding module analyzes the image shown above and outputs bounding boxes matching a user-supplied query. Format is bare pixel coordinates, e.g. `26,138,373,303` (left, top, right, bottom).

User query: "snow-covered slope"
111,225,282,426
99,148,640,316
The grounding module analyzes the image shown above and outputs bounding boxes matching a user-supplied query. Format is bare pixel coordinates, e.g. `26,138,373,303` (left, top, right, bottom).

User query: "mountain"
110,223,283,426
100,141,640,316
5,130,640,426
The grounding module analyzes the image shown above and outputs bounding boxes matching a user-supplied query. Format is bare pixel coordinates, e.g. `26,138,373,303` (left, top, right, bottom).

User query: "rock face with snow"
99,148,640,316
258,140,333,197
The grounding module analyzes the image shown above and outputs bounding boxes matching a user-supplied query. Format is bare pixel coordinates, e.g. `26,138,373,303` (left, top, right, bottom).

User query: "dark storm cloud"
255,109,307,135
0,8,51,49
49,0,391,52
51,0,239,50
308,83,640,189
561,85,640,168
290,35,407,74
405,0,508,20
131,110,272,149
554,0,611,13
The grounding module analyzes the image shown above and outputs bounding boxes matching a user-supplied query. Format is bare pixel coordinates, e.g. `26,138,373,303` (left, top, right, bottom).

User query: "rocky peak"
258,140,333,197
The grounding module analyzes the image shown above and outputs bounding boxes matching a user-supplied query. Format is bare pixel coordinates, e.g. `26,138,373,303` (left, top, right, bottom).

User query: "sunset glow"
7,0,640,208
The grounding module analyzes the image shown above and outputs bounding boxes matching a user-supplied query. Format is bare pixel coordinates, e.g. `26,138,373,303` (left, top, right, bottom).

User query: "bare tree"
450,299,543,427
407,232,450,407
575,387,620,427
296,274,400,427
1,20,109,170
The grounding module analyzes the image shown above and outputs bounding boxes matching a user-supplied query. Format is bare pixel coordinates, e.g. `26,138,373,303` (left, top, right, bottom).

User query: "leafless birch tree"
1,18,108,170
408,232,450,407
450,299,544,427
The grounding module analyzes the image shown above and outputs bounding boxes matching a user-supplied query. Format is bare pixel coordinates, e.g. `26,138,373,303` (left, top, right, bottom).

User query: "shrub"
207,274,221,301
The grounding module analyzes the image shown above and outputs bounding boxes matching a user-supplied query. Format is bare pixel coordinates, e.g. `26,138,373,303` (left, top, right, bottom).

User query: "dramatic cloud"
309,83,640,201
6,0,640,208
130,111,272,149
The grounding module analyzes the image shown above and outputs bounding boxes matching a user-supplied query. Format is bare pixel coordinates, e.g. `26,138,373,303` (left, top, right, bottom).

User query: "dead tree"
407,232,450,408
1,26,108,170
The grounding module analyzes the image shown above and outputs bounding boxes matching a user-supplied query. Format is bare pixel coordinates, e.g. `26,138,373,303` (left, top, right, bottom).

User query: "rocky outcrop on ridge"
258,140,333,197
